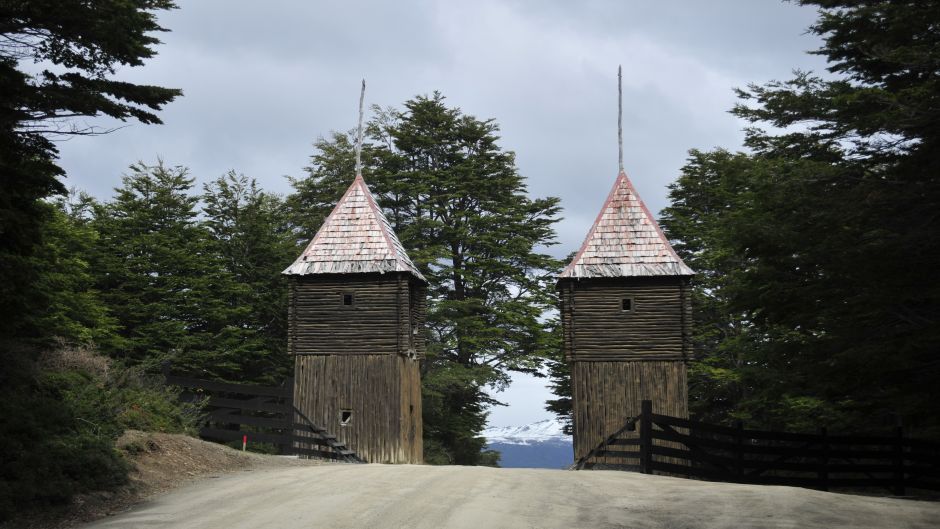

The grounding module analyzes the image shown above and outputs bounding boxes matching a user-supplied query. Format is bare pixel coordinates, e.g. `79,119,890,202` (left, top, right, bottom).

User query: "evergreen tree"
0,0,180,343
661,0,940,436
201,171,296,383
0,1,180,517
29,198,119,347
91,162,212,370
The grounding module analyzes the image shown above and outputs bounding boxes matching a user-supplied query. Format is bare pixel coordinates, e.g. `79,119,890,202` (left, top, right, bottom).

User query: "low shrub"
0,344,204,521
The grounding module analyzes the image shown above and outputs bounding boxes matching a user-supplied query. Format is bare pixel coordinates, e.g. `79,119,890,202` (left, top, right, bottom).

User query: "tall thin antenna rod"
355,79,366,176
618,65,624,173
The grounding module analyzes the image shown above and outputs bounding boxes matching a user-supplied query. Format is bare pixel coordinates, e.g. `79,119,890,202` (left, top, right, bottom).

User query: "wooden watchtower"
558,169,693,463
283,173,426,463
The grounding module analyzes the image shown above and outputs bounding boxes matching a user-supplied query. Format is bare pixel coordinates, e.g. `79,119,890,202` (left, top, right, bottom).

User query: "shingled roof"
560,170,693,279
283,174,426,281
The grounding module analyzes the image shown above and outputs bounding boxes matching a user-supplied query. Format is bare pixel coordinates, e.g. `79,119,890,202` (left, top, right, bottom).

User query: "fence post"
734,420,744,482
894,425,905,496
640,400,653,474
818,427,829,492
285,376,295,456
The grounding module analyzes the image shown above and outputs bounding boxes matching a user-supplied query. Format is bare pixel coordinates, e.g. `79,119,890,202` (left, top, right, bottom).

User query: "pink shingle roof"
283,175,426,281
560,171,693,279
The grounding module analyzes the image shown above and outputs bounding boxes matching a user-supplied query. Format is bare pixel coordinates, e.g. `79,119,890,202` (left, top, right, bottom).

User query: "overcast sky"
52,0,828,428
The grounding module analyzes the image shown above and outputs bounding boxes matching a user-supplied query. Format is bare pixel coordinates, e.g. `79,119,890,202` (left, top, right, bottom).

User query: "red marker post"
242,434,247,452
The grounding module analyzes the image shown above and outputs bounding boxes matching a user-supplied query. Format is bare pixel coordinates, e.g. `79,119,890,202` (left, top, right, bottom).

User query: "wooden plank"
199,427,291,447
166,376,290,398
293,447,343,460
906,479,940,491
650,443,735,473
206,411,290,430
905,437,940,450
206,396,289,413
649,461,733,481
594,450,640,459
905,450,940,464
581,463,642,471
652,429,902,460
608,438,640,446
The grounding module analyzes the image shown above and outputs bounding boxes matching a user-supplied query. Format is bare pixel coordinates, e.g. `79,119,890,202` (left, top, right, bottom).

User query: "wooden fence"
577,400,940,495
165,373,363,463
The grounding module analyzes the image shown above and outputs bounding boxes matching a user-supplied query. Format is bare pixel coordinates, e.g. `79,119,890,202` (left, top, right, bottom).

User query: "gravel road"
81,464,940,529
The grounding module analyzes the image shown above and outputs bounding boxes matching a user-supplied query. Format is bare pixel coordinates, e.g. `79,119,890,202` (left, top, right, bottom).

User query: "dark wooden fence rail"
579,400,940,495
164,373,363,463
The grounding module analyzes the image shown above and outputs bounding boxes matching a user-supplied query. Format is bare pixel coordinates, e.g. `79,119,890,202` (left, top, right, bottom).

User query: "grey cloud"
56,0,825,258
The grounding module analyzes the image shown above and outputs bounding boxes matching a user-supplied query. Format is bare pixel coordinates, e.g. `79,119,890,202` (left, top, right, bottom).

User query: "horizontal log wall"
559,277,691,361
293,354,422,463
572,360,688,462
289,273,424,356
407,281,428,357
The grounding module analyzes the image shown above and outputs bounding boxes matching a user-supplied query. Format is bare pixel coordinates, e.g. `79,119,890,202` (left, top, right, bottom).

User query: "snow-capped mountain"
482,418,569,445
483,418,573,469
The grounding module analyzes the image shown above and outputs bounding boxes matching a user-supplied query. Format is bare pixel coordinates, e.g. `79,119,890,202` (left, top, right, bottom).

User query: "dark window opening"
622,298,633,312
340,410,353,426
341,292,354,307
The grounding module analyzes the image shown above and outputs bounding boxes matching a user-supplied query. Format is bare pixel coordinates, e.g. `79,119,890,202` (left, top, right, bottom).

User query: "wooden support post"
818,427,829,491
734,420,744,482
894,425,905,496
286,376,295,456
640,400,653,474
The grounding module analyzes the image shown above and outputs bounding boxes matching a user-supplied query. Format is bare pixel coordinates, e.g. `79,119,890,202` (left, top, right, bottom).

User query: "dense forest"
549,0,940,437
1,0,938,521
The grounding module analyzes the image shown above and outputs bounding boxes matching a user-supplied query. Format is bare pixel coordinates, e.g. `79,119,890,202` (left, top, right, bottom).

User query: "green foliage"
290,93,563,464
0,0,180,344
544,254,574,434
0,345,201,521
27,200,119,347
0,1,189,520
87,163,294,384
478,449,501,467
90,161,210,368
661,0,940,437
201,172,296,384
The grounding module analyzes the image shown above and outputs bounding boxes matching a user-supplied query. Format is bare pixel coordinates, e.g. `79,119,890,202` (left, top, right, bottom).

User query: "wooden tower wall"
293,354,422,463
288,273,426,357
571,361,687,461
559,276,691,461
559,276,691,362
289,272,425,463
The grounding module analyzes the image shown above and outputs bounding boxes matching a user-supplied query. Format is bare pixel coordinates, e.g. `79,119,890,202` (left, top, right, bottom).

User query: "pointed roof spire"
560,171,692,279
560,67,692,279
618,64,624,174
355,78,365,176
284,81,425,281
283,174,425,280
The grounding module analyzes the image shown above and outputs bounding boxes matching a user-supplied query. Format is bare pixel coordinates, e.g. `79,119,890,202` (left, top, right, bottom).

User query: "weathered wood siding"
288,271,425,463
558,277,692,361
572,360,688,462
399,357,423,462
288,273,425,357
293,354,422,463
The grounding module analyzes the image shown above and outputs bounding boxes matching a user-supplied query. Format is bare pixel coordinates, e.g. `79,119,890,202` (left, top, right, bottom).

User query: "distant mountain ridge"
482,418,568,445
483,419,573,469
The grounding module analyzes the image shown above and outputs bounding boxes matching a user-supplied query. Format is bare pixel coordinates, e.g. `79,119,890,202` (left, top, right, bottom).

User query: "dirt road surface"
81,464,940,529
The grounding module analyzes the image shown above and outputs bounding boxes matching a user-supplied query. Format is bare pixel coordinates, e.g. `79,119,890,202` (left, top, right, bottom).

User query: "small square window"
622,298,633,312
340,410,352,426
341,292,354,307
